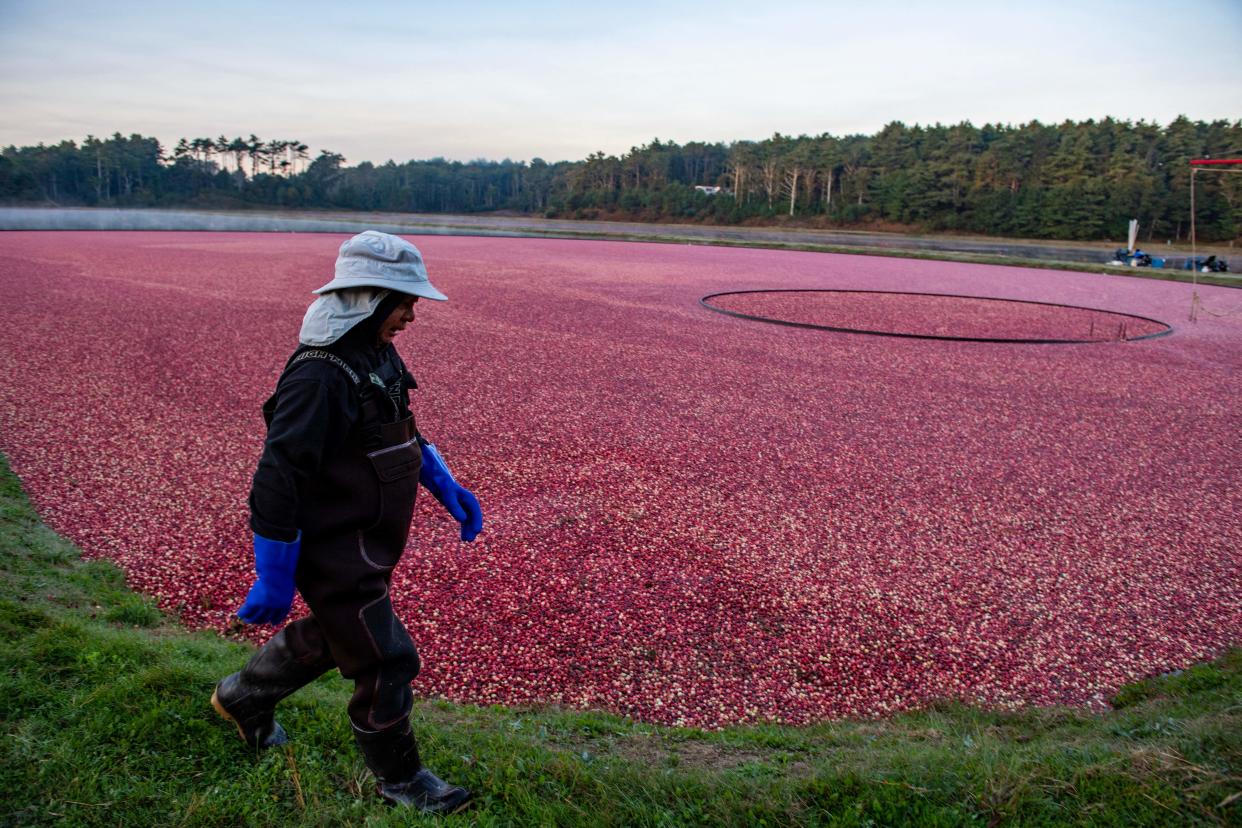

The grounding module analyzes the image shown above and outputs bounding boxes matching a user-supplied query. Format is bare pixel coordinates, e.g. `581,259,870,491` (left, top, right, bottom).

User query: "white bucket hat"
313,230,447,301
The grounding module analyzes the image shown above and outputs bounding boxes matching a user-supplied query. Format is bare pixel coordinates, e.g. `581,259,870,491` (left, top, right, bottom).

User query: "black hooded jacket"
249,292,418,541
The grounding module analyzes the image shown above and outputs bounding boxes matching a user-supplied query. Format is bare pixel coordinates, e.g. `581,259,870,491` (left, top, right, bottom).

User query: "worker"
211,230,481,814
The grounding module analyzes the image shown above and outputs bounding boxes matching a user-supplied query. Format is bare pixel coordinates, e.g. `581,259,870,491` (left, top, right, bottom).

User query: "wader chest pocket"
367,439,421,483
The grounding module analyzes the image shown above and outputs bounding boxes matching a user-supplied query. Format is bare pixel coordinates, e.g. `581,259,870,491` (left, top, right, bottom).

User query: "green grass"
0,452,1238,827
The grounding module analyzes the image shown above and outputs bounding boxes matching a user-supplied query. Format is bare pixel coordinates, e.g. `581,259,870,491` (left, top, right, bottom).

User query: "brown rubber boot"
211,628,329,749
211,675,290,749
353,720,472,814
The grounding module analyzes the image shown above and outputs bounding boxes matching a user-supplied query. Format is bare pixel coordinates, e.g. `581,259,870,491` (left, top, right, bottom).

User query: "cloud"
1,1,1238,161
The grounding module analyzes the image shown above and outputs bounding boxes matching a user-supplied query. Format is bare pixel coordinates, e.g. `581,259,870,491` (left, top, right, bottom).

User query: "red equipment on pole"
1188,158,1242,321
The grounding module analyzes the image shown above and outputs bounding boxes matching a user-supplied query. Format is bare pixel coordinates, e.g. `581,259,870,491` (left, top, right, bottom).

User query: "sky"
2,0,1240,165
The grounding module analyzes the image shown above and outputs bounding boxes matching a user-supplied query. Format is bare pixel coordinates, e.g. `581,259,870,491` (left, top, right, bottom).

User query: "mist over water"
0,207,519,237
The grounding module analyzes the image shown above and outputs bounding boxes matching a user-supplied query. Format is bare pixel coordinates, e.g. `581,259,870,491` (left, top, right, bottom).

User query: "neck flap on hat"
299,287,391,347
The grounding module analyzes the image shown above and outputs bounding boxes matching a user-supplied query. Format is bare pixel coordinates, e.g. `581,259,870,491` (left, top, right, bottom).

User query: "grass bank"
0,452,1238,826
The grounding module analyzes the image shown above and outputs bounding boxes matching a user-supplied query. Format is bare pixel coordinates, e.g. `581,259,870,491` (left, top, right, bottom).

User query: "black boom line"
699,289,1173,344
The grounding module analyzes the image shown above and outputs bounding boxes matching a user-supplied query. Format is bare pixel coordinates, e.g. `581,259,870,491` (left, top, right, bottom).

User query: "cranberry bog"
0,231,1239,729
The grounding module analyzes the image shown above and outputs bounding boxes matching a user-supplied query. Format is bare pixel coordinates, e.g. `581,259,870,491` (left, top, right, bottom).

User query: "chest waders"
216,350,468,811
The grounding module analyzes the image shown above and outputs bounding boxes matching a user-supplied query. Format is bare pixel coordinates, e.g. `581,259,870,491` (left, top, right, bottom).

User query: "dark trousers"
247,416,424,732
284,527,422,730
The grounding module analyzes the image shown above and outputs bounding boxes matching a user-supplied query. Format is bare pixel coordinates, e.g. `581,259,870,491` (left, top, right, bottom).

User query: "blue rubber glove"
419,443,483,542
236,532,301,625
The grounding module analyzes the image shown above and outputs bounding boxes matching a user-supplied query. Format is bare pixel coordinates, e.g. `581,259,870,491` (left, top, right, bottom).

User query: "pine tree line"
2,118,1239,241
